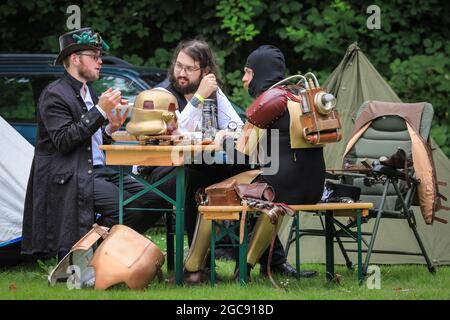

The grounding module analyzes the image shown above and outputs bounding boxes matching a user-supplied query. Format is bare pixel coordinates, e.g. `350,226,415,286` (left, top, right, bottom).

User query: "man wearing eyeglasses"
163,39,243,132
22,27,166,261
138,40,246,278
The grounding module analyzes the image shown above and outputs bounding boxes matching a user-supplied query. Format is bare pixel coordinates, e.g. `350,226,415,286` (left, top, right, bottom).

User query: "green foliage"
36,258,57,276
0,0,448,156
389,51,450,150
285,0,366,70
217,0,262,42
224,70,253,109
144,48,173,69
431,125,450,156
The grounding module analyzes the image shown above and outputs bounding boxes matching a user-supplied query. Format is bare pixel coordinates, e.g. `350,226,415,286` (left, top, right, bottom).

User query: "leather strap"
240,200,248,244
267,224,285,291
434,216,448,224
93,223,109,239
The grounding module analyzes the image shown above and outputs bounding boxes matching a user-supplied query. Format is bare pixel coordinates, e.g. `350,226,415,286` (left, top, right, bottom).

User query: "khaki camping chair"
285,101,437,275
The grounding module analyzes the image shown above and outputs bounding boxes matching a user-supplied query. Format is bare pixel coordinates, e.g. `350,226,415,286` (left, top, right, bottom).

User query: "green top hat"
55,27,110,65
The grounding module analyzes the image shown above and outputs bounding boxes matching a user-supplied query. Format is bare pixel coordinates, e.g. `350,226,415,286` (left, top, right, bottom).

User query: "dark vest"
158,79,218,114
159,81,188,112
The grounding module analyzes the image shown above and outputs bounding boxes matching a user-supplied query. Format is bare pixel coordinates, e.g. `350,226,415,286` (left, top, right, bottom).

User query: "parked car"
0,53,246,145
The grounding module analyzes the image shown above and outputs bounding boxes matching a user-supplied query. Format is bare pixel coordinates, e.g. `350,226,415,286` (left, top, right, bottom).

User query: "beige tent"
281,43,450,265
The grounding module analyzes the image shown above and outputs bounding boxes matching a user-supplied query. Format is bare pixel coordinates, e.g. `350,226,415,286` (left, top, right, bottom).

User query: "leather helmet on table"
126,88,178,136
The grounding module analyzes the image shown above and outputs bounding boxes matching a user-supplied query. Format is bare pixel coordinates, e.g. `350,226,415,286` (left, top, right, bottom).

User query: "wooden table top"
100,142,220,166
198,202,373,212
100,143,219,152
198,202,373,220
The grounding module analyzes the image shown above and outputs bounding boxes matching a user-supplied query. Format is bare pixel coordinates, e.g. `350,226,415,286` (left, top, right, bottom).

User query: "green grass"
2,229,450,300
2,262,450,300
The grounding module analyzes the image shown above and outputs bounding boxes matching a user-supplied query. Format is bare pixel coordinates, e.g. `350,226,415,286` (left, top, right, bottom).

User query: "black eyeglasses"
78,53,102,62
174,62,201,75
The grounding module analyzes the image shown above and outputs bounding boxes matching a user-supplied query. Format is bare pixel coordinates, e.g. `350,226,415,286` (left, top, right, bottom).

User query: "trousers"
93,166,167,234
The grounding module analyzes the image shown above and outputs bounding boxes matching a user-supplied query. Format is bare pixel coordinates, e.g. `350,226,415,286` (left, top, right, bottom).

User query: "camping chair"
286,100,437,275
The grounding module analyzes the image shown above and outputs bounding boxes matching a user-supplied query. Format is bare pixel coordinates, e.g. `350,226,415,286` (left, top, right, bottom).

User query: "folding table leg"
295,213,300,274
175,166,185,285
357,209,363,284
165,211,174,271
239,220,248,286
325,211,334,282
211,221,216,287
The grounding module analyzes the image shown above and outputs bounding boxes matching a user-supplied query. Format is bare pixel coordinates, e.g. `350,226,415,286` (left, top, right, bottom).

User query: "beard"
171,75,201,95
78,63,99,82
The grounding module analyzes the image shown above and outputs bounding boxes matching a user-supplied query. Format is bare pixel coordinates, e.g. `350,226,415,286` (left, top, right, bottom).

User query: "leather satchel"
204,179,291,225
205,180,276,206
236,182,275,202
205,179,241,206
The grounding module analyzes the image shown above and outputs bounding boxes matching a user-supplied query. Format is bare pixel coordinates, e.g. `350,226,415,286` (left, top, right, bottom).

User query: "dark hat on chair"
54,27,110,65
324,181,361,203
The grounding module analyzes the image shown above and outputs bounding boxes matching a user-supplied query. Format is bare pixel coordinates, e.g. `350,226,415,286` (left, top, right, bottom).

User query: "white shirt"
81,85,107,166
176,88,243,132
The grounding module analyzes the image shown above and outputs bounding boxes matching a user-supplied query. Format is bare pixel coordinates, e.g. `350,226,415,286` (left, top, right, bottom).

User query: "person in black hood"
244,45,286,98
178,45,320,284
241,45,324,278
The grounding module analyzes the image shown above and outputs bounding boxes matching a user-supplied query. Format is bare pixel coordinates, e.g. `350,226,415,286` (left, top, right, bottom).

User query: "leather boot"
184,270,208,285
260,262,317,278
166,270,209,285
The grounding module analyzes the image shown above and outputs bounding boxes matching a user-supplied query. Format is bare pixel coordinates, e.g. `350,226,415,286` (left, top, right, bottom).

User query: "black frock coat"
21,72,111,255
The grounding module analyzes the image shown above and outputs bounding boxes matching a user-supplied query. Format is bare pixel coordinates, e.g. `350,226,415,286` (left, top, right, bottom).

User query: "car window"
140,74,167,87
0,75,58,122
92,75,141,104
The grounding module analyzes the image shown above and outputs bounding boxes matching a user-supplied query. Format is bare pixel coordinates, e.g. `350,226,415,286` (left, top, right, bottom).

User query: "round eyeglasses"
174,62,201,75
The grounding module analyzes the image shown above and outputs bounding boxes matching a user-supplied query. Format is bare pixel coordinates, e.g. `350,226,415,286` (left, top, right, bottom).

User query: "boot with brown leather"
260,262,317,278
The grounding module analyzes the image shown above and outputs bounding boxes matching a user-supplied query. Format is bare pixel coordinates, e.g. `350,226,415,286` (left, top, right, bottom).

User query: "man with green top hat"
21,27,166,260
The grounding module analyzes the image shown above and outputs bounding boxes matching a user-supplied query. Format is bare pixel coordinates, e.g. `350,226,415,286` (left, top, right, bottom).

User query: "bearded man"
163,39,242,132
22,27,166,260
137,39,245,252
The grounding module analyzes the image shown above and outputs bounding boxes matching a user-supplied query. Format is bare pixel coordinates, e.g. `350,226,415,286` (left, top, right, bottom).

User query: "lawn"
2,229,450,300
2,262,450,300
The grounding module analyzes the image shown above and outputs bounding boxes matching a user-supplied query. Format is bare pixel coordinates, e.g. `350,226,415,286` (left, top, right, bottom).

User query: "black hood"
245,45,286,98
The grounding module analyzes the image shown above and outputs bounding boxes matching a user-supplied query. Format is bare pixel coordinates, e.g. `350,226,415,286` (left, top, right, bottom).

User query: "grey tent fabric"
323,42,401,169
0,116,33,244
281,42,450,265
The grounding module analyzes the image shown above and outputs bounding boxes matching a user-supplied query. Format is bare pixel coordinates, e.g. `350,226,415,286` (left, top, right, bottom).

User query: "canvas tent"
0,116,35,265
280,42,450,265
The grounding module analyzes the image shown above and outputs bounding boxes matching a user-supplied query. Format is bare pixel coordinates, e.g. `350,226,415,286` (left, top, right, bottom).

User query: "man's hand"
98,88,122,113
106,109,129,134
195,73,218,100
